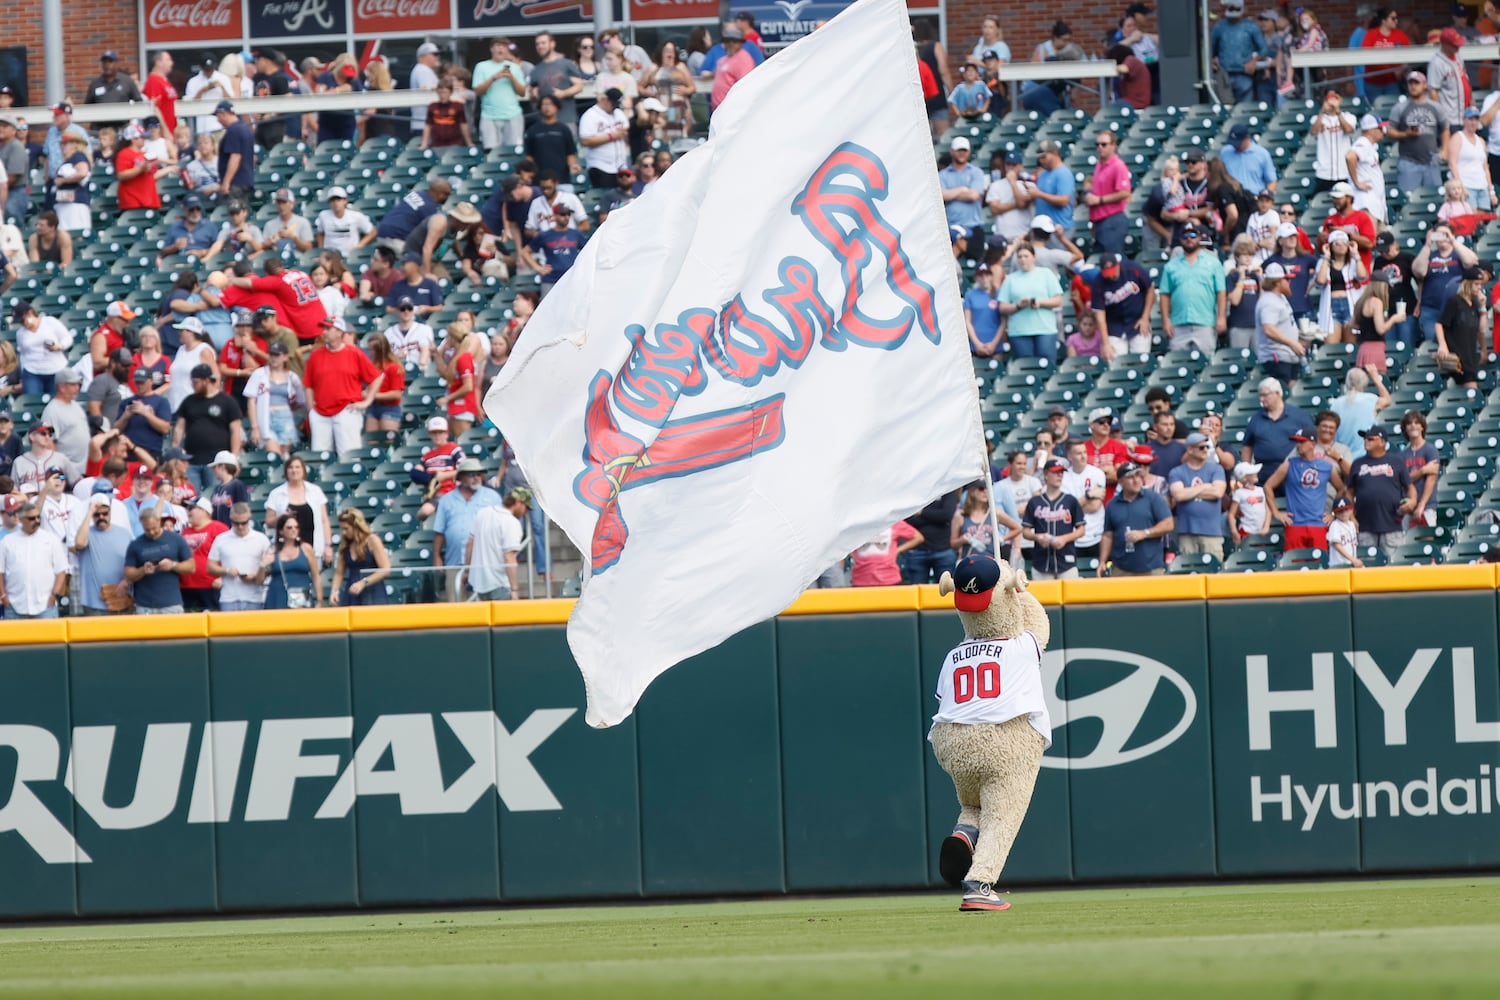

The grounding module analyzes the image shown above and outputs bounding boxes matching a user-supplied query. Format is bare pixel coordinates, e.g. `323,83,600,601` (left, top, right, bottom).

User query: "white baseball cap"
212,450,239,469
950,136,971,152
1329,229,1350,243
326,185,348,200
1330,181,1354,198
1234,461,1262,479
426,416,449,432
1087,407,1113,423
1262,262,1287,279
1031,215,1057,234
195,496,214,512
1359,113,1384,131
1276,221,1299,238
416,42,440,57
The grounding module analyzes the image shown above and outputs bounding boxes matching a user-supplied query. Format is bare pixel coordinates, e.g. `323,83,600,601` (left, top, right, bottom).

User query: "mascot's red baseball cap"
952,555,1001,612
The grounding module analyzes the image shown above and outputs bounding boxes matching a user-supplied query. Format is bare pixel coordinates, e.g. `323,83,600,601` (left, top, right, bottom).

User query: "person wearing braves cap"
1021,459,1086,580
1310,89,1358,193
113,121,161,212
302,317,383,460
1098,462,1172,577
521,202,587,295
1435,263,1487,389
940,136,988,263
172,363,242,497
1427,27,1468,130
1157,222,1226,354
1263,425,1344,551
316,186,375,257
1387,70,1448,192
1346,114,1388,223
929,553,1052,912
1087,252,1154,357
579,86,630,190
1210,1,1268,105
158,195,216,261
184,55,235,136
1168,432,1228,560
1253,262,1306,383
1346,425,1415,561
87,300,137,377
84,49,143,120
1326,496,1362,567
984,150,1034,245
1320,181,1375,274
267,189,315,254
213,100,255,202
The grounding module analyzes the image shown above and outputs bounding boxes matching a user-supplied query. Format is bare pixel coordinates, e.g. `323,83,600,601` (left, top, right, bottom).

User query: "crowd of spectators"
0,15,786,618
908,2,1500,582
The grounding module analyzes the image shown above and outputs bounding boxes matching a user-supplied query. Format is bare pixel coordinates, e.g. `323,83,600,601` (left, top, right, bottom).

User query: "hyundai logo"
1039,648,1197,770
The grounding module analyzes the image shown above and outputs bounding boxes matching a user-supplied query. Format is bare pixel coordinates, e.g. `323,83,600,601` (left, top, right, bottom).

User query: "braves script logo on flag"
572,142,938,574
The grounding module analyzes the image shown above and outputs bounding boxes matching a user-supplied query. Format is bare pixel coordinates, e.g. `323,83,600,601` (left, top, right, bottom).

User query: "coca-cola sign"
251,0,350,38
353,0,451,33
628,0,720,21
144,0,243,44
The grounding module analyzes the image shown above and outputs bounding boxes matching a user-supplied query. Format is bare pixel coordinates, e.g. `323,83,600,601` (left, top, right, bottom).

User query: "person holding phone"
996,244,1063,360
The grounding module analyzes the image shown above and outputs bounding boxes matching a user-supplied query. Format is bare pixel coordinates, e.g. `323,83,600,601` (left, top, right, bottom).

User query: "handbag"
277,554,311,609
100,583,134,613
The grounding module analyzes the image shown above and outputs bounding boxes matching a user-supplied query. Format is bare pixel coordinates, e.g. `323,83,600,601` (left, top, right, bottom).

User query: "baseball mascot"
929,554,1052,912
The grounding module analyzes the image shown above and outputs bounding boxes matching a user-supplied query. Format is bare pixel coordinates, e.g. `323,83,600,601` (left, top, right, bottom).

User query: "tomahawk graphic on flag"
485,0,985,727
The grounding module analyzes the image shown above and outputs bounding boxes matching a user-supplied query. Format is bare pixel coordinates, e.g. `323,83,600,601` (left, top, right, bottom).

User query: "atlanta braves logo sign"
571,142,940,575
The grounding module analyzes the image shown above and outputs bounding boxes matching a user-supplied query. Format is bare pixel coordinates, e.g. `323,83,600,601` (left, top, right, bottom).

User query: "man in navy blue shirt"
1099,463,1173,575
118,369,173,458
385,253,445,318
521,205,586,292
1242,376,1312,470
1088,253,1156,354
377,178,449,250
213,101,254,202
123,507,194,613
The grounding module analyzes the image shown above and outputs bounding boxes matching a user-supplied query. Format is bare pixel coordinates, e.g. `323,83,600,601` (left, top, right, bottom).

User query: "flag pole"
981,427,1004,566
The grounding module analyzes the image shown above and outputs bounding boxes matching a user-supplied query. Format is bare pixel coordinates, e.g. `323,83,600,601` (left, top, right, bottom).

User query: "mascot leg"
930,722,988,887
968,715,1046,884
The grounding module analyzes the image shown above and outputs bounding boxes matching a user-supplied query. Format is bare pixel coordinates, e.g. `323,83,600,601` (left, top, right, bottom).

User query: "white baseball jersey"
1061,464,1106,546
930,633,1052,748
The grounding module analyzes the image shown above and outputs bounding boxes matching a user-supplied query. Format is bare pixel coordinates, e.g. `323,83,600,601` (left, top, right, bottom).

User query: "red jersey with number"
421,441,463,496
248,271,329,342
930,633,1051,747
302,344,380,416
446,352,480,420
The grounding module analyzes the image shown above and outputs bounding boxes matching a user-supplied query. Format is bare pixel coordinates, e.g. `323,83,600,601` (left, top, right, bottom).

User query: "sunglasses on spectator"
21,515,40,523
231,518,251,526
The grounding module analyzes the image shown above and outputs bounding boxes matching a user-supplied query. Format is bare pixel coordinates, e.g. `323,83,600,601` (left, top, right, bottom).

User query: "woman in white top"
264,455,332,565
13,302,74,395
310,263,347,321
1446,107,1495,210
244,345,306,458
166,317,218,414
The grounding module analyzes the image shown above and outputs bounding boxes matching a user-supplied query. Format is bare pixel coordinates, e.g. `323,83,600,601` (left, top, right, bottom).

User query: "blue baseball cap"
950,224,969,245
952,555,1001,612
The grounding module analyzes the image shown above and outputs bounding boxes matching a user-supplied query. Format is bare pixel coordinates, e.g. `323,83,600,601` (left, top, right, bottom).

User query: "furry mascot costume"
929,554,1053,912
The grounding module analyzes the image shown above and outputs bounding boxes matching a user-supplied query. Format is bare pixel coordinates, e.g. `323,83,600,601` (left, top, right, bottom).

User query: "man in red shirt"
1084,406,1131,499
1321,182,1376,274
114,123,161,211
141,51,178,134
301,318,383,459
89,301,135,374
226,257,328,343
414,415,463,519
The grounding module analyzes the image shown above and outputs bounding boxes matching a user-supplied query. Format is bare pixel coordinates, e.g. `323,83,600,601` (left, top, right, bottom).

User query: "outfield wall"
2,566,1499,919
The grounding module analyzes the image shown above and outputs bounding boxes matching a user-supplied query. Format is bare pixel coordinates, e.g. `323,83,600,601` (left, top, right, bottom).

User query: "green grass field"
1,877,1497,999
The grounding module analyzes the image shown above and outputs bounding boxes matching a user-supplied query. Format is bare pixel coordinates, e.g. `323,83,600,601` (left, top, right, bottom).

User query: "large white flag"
485,0,984,727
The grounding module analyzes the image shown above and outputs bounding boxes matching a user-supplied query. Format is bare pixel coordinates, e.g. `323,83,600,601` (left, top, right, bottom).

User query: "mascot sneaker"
959,880,1010,912
939,825,978,887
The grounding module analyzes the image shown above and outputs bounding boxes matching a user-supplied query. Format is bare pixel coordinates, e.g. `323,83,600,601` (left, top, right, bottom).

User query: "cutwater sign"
744,2,848,47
